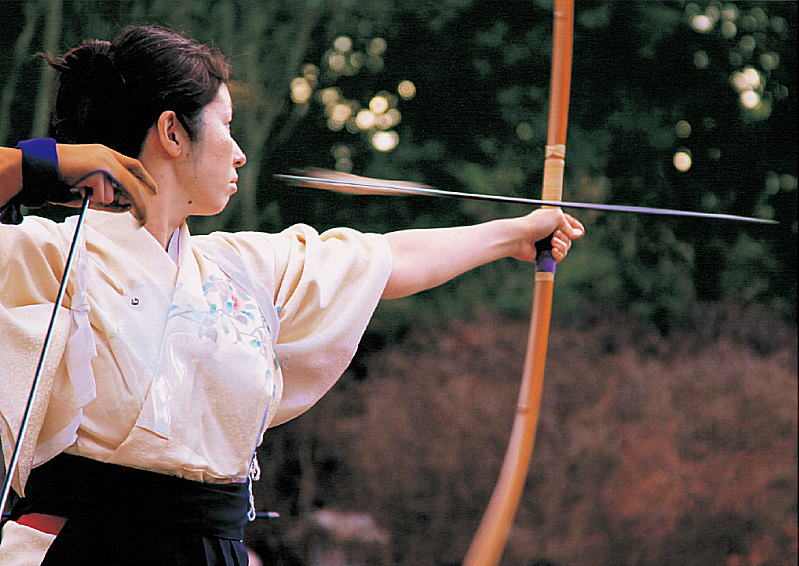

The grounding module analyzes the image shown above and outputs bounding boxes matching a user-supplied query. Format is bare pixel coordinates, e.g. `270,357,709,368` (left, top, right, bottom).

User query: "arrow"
275,172,777,225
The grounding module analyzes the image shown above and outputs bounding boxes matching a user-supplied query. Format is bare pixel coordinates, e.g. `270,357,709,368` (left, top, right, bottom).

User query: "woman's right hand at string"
56,143,157,221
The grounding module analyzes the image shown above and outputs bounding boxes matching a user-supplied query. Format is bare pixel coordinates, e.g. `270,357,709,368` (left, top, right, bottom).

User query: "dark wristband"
1,138,74,224
16,138,73,207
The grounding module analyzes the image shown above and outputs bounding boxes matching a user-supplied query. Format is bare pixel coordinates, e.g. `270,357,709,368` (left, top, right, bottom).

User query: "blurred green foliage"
0,0,795,337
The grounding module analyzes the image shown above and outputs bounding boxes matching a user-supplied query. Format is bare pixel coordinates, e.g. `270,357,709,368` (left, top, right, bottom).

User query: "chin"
199,196,230,216
191,201,229,217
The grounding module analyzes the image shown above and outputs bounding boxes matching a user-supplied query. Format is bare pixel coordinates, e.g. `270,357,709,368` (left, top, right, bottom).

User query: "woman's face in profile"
183,83,247,215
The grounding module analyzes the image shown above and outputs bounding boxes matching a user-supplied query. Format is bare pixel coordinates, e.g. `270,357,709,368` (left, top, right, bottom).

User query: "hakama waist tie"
9,452,251,566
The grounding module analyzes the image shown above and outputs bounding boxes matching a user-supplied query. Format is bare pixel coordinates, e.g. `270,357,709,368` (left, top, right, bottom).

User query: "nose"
233,139,246,168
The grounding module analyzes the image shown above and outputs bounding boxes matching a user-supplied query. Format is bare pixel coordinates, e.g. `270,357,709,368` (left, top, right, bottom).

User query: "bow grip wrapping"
535,143,567,276
535,236,556,275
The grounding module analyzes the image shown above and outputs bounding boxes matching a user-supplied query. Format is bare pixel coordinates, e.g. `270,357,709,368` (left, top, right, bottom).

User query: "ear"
154,110,190,158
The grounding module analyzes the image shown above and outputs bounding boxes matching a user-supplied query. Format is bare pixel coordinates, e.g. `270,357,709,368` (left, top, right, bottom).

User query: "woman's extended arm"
382,208,584,299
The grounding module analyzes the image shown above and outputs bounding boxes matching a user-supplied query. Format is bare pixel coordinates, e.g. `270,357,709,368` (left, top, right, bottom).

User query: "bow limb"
463,1,574,565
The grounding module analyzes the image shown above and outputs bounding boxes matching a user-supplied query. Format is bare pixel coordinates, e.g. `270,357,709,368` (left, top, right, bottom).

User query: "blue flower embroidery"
167,275,269,348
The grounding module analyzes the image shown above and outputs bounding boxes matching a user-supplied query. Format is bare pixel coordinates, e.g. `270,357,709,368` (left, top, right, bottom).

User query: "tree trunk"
0,2,40,145
30,0,63,138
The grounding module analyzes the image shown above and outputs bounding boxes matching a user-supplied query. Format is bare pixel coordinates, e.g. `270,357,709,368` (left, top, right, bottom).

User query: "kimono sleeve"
195,224,393,426
0,218,73,493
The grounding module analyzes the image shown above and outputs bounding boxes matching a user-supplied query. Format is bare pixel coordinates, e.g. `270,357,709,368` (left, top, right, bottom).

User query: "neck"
139,159,192,250
145,215,183,250
141,184,189,249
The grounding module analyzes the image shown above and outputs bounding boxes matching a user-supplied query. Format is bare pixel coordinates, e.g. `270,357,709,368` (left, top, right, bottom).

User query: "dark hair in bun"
43,25,231,158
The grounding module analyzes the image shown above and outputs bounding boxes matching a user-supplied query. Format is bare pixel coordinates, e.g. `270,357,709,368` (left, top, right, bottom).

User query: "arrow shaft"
275,174,777,225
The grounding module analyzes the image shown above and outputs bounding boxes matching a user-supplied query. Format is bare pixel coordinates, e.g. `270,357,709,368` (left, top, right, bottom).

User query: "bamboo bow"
462,1,574,564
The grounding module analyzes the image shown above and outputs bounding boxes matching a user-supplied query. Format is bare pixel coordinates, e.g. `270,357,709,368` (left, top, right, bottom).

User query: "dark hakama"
8,453,251,565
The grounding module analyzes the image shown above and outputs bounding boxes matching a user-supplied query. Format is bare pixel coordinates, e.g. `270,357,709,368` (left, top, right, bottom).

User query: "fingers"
549,213,584,263
101,151,155,222
109,148,157,195
559,213,585,239
66,170,149,220
550,230,572,262
71,171,130,205
62,170,115,205
84,172,115,204
56,144,156,222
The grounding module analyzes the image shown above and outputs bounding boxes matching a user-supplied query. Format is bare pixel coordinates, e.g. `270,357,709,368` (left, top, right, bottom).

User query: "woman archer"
0,25,583,565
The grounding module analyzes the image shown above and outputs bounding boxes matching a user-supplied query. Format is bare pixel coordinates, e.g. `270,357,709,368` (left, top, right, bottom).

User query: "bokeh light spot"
685,3,701,16
732,67,761,91
355,109,377,130
376,113,393,130
334,36,352,53
319,87,340,105
327,118,344,132
345,120,360,134
371,130,399,152
675,120,692,138
701,193,719,209
691,14,714,33
367,37,387,57
350,52,364,70
369,95,390,114
721,21,737,38
386,108,402,127
330,103,352,123
397,80,416,100
290,77,312,104
516,122,533,141
738,34,756,53
740,89,760,109
721,5,738,22
335,157,353,172
694,50,709,69
765,172,781,194
760,52,779,71
771,16,786,34
673,150,692,172
780,174,798,191
332,144,351,160
741,15,757,31
328,52,346,72
750,7,768,29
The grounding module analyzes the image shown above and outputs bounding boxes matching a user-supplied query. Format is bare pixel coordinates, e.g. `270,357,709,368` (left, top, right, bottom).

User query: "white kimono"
0,210,392,492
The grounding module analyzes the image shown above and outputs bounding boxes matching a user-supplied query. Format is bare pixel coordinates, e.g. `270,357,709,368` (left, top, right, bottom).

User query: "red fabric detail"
16,513,67,535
